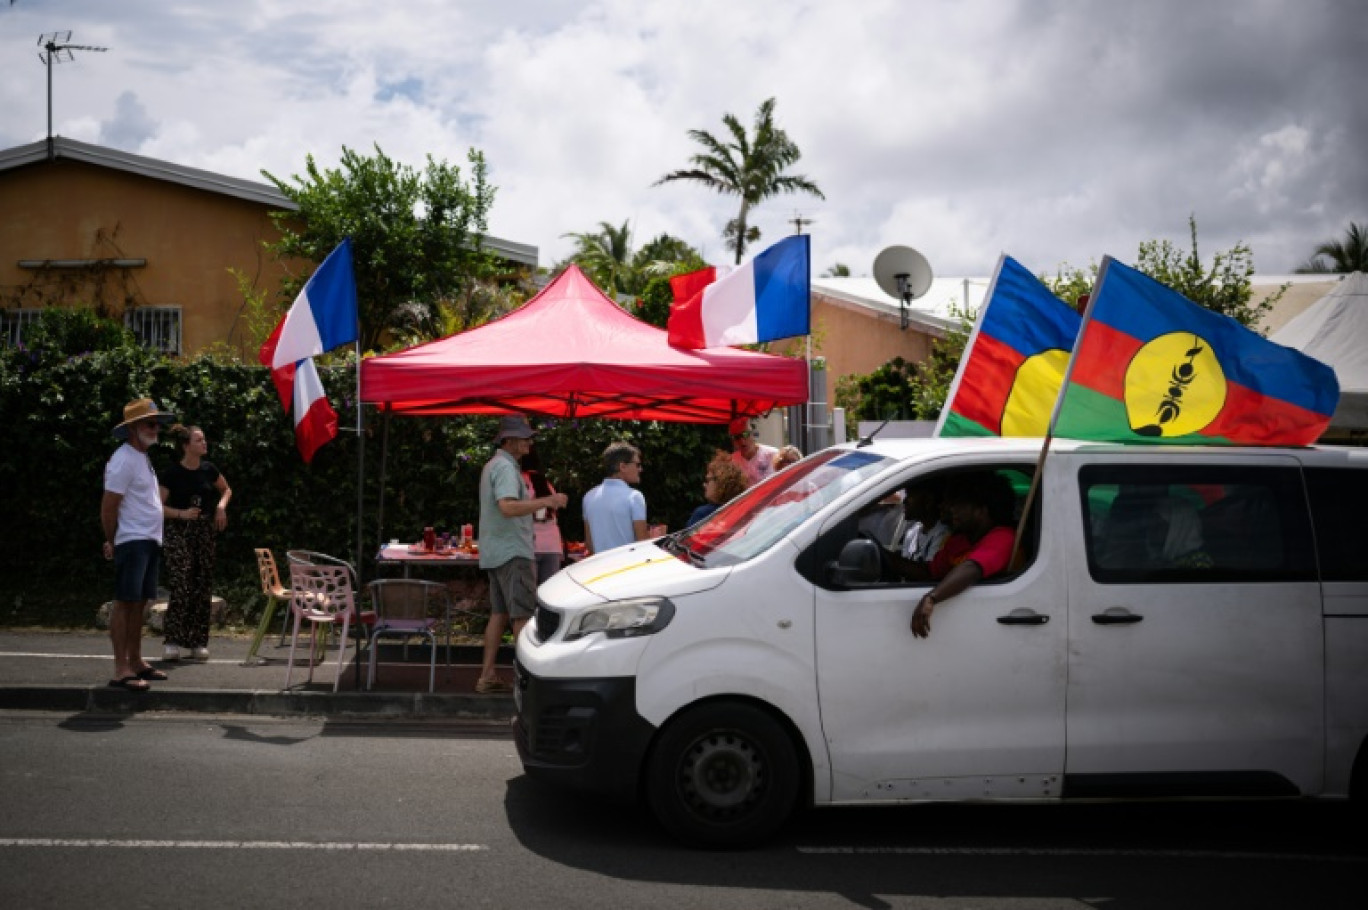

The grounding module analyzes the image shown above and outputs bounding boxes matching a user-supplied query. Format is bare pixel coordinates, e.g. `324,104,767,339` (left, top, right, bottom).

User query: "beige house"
0,137,537,358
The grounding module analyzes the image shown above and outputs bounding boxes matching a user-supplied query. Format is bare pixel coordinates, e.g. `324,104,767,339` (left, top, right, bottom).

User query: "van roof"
838,435,1368,468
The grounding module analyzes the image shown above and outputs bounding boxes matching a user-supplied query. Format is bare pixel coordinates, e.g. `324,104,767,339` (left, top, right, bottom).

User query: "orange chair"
243,549,291,666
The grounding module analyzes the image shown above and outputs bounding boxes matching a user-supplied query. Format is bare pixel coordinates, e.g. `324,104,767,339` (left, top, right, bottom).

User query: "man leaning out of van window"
891,472,1017,639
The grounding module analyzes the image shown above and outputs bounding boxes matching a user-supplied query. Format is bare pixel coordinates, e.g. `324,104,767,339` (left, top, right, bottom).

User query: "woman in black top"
157,424,232,661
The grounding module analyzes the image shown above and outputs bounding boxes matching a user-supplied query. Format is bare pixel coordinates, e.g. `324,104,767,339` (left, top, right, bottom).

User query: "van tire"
645,701,799,849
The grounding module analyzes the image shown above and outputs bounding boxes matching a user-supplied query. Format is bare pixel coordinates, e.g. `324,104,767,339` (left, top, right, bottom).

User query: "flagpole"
1007,260,1107,570
355,340,364,589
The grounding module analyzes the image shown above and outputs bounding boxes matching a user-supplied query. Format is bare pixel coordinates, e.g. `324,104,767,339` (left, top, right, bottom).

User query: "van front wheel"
645,702,799,848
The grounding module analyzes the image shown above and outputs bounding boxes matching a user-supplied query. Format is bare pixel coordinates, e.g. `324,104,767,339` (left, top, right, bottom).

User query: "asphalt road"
1,711,1362,910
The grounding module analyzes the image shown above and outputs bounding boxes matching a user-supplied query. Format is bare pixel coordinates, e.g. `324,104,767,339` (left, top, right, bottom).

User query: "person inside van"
899,484,949,563
1146,497,1214,569
894,472,1018,639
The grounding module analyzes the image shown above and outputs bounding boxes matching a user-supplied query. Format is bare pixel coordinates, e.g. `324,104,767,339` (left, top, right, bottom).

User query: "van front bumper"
513,660,657,800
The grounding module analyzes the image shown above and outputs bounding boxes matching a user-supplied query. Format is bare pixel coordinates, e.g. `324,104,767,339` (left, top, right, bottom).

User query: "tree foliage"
262,144,497,350
0,308,730,627
1134,215,1280,330
655,97,824,264
1297,221,1368,274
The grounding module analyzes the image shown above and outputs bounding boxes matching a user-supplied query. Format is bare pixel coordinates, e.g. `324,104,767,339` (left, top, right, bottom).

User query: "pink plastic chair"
285,563,357,692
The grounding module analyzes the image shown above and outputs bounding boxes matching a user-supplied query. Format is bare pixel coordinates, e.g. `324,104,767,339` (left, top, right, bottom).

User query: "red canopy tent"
360,265,808,422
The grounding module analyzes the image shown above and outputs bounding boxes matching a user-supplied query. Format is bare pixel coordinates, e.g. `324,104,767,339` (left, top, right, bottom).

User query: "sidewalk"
0,629,516,721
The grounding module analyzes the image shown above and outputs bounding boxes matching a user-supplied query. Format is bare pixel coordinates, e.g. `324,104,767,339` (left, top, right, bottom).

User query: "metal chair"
284,562,361,692
365,579,453,693
243,549,291,665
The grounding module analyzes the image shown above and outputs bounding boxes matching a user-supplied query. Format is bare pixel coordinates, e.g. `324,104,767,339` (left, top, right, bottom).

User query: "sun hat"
493,414,536,444
111,398,176,440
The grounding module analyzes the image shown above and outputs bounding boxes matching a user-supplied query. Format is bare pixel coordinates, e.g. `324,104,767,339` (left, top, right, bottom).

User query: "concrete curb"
0,685,515,720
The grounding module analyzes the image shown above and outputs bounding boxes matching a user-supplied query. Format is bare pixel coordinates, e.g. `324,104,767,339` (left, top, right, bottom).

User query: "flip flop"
137,667,168,681
107,675,151,692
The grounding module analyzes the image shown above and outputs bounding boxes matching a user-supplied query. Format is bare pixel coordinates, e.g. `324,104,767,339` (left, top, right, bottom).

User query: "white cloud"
2,0,1361,276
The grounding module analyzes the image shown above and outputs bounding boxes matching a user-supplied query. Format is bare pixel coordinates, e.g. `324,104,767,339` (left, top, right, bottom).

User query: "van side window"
1079,464,1315,585
800,464,1039,590
1304,467,1368,582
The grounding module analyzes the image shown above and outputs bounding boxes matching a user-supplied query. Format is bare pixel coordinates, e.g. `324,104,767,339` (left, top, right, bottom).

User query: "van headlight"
562,597,676,642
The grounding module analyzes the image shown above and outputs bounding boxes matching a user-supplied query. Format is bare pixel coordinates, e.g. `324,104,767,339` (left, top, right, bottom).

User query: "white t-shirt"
104,443,164,545
582,478,646,553
733,444,778,486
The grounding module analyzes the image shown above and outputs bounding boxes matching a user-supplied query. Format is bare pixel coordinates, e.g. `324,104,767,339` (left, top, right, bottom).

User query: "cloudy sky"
2,0,1362,279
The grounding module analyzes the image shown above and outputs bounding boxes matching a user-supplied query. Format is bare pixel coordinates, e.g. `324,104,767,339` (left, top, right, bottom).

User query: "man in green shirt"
476,415,566,693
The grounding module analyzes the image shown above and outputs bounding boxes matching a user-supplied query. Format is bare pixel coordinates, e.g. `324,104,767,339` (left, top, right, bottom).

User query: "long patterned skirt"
163,518,216,649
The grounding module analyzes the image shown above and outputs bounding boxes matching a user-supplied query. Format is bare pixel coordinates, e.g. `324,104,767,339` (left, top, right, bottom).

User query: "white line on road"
0,838,487,851
797,846,1365,863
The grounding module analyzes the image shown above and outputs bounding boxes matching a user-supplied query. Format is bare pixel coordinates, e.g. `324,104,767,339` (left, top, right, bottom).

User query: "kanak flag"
258,239,359,463
1051,256,1338,446
935,255,1082,437
667,235,810,349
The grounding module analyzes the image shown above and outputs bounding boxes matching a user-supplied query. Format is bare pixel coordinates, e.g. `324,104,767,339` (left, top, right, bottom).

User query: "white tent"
1271,272,1368,430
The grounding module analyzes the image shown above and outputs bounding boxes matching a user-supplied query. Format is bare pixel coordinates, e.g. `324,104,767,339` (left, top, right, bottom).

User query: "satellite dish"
873,246,934,330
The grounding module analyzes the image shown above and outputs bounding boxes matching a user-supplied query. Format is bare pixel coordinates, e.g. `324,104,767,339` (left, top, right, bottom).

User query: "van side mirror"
828,538,884,587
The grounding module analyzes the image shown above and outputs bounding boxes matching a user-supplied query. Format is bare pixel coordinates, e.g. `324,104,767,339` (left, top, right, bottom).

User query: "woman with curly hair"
157,424,232,661
687,453,749,526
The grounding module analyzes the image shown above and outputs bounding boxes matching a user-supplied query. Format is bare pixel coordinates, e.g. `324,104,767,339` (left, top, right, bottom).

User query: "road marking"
0,838,487,851
797,846,1365,863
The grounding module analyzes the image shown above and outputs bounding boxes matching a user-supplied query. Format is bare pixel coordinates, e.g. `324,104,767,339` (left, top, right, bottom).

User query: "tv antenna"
873,245,934,331
37,31,108,144
789,211,814,235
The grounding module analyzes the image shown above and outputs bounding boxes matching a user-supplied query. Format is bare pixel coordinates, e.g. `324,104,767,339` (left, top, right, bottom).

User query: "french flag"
667,234,810,349
258,239,358,463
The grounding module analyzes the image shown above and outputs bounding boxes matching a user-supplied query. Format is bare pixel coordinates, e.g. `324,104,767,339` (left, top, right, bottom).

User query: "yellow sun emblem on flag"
1002,348,1071,436
1123,332,1227,437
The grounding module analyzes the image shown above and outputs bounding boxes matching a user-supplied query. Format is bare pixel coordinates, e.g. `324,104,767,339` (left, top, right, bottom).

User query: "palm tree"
1296,222,1368,273
655,97,824,264
562,220,637,296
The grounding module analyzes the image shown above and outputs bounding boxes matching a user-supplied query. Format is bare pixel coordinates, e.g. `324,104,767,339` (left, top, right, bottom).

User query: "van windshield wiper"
659,533,707,566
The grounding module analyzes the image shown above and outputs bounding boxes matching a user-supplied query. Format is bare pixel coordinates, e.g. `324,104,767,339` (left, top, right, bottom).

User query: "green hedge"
0,346,727,627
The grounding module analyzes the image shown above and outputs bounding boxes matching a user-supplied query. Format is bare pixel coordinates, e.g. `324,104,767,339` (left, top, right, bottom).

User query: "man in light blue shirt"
582,441,648,555
476,415,566,693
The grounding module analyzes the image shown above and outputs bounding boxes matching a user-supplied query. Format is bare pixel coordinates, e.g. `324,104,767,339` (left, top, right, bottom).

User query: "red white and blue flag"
667,234,810,349
258,239,359,463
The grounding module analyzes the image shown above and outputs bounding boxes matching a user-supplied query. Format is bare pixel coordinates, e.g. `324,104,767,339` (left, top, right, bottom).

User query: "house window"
1,309,43,347
125,306,182,356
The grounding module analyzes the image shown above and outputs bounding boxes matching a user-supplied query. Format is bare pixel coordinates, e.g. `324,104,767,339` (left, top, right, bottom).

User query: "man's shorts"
113,539,161,603
487,557,536,620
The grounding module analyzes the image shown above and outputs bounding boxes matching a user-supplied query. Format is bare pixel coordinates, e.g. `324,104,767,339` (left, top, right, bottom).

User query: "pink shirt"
929,526,1015,580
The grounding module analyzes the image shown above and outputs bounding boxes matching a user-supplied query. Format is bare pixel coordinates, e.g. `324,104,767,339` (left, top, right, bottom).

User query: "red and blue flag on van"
935,255,1082,437
1051,256,1338,446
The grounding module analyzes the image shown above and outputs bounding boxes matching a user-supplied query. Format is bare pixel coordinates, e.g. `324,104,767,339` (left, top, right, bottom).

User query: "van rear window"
1304,467,1368,582
1078,464,1315,584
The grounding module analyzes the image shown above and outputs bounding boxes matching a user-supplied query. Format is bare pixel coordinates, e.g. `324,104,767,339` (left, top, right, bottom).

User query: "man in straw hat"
100,398,176,691
475,415,566,693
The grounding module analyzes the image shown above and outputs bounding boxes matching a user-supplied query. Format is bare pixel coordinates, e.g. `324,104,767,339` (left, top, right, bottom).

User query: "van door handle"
1092,608,1143,625
997,608,1049,625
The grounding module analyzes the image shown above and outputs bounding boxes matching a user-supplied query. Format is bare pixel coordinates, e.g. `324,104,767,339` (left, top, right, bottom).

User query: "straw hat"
493,415,535,444
111,398,175,440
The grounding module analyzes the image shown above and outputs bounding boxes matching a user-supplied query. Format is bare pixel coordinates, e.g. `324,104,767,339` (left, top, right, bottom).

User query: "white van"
514,437,1368,847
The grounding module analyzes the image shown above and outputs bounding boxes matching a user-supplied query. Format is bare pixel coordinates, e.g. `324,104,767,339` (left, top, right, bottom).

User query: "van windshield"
668,448,893,568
